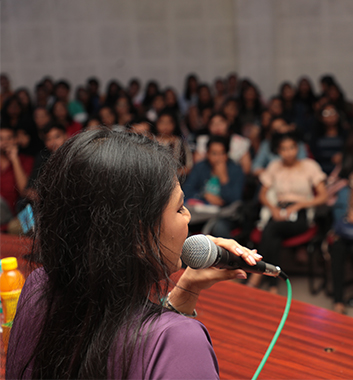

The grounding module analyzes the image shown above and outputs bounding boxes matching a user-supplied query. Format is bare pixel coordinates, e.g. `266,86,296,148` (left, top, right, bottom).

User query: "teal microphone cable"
251,272,292,380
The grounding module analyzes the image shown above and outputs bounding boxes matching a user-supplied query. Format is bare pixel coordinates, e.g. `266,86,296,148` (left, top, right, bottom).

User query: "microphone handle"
214,246,281,277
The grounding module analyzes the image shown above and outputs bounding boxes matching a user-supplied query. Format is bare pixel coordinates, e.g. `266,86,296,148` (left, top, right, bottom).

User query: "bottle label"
0,289,22,323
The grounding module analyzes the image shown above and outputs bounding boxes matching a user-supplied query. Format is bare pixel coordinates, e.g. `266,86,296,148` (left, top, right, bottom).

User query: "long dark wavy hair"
9,129,180,379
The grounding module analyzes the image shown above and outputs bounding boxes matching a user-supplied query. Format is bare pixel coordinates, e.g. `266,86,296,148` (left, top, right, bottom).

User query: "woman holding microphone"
7,128,260,379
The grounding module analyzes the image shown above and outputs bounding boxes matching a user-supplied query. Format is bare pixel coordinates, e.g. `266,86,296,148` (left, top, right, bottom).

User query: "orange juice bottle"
0,257,25,323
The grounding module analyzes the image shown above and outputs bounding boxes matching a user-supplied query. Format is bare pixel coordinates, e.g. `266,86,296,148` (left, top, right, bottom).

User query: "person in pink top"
248,131,327,293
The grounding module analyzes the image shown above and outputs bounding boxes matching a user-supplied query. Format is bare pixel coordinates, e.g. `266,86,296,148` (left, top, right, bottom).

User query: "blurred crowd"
1,71,353,313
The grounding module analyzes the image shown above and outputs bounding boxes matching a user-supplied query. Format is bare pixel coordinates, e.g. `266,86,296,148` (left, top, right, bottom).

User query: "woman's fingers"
180,266,248,293
206,235,262,267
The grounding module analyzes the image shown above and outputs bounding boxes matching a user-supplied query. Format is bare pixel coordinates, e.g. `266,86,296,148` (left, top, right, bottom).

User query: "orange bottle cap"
1,257,18,271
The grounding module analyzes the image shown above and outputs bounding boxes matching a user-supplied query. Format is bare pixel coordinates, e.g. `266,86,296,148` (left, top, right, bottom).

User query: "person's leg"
249,210,308,289
247,218,282,288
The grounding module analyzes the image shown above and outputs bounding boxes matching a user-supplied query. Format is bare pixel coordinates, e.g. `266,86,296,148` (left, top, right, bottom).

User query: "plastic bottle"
0,261,3,333
0,257,25,323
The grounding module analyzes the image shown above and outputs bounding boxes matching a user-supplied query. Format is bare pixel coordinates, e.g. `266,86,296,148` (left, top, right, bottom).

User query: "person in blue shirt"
183,135,244,207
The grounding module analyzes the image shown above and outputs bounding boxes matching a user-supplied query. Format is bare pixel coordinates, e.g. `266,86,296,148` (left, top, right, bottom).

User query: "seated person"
248,131,327,293
330,173,353,315
7,123,68,234
310,103,345,176
155,109,193,176
183,135,244,208
0,126,33,224
26,123,68,195
128,116,154,137
194,112,252,175
252,117,307,177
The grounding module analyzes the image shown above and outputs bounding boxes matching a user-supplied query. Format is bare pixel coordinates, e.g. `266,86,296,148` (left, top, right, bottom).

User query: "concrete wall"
1,0,352,100
1,0,237,97
236,0,353,99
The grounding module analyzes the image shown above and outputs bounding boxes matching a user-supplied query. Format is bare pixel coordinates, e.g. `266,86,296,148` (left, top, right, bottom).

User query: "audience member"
4,91,39,157
155,110,193,175
0,73,13,110
183,135,244,207
33,106,52,140
98,106,117,129
222,98,242,134
327,82,353,127
294,77,317,113
252,117,307,177
259,110,272,140
25,123,68,199
127,78,143,108
15,87,34,118
0,126,33,221
51,100,82,137
164,87,181,115
213,77,226,112
197,84,214,111
180,73,199,114
267,96,284,119
319,74,336,97
73,86,90,123
1,95,25,130
42,76,55,99
34,82,49,108
86,77,102,114
330,173,353,314
248,132,327,293
54,80,85,122
84,116,101,131
226,72,239,98
238,83,263,126
310,103,345,175
146,93,165,122
129,116,153,137
114,95,135,126
103,80,123,109
142,80,160,111
194,112,252,174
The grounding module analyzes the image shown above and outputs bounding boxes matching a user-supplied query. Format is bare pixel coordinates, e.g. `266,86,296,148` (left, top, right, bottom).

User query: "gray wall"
1,0,352,100
236,0,353,99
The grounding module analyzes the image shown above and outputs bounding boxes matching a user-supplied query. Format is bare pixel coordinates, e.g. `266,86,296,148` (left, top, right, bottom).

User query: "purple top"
7,269,219,379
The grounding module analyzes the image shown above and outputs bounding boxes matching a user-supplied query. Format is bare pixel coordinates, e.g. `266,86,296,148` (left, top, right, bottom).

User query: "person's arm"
219,162,244,204
239,150,252,175
183,162,208,202
203,160,229,206
168,236,262,315
251,141,269,175
259,184,285,221
285,181,327,216
6,144,29,196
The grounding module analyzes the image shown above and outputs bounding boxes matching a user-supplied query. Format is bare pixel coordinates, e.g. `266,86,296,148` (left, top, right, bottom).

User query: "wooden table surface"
1,234,353,379
196,280,353,379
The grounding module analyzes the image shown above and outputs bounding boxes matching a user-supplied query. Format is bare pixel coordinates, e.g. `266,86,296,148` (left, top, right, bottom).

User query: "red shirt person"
0,126,33,220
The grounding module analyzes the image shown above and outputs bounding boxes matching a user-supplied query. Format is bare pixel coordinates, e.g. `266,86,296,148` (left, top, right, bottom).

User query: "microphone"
182,234,284,278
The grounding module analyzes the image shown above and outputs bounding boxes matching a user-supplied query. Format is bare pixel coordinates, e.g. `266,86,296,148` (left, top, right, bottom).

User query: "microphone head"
181,234,217,269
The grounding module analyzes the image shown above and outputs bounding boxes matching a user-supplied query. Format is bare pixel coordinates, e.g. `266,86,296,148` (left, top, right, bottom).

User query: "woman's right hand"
168,236,262,315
